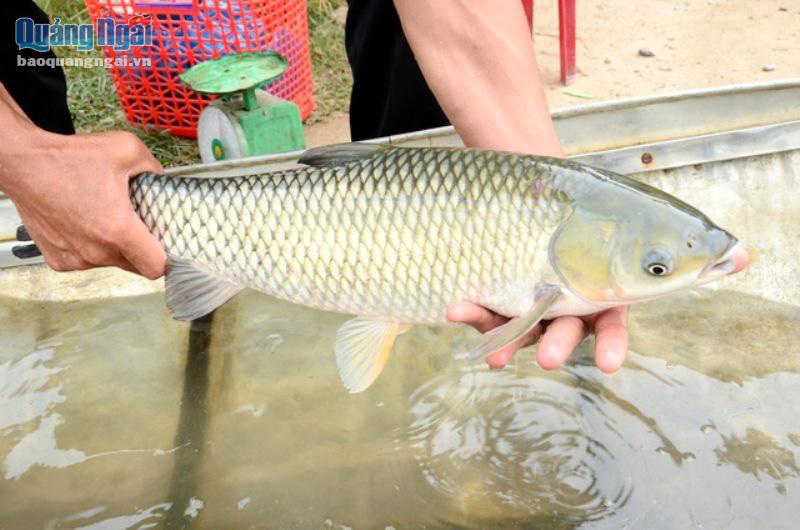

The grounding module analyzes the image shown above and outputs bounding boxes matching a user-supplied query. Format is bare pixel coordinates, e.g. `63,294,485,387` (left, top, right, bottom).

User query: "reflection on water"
164,313,214,529
715,429,800,495
0,285,798,529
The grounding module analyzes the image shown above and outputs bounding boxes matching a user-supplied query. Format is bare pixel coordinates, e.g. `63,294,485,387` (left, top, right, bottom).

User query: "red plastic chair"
521,0,576,85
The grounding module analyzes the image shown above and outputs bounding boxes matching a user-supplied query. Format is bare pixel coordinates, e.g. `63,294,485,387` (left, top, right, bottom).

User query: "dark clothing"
1,1,74,134
345,0,448,140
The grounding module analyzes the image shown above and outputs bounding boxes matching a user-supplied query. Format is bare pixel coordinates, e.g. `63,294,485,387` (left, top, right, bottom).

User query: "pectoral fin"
467,285,562,360
334,318,411,393
165,254,244,321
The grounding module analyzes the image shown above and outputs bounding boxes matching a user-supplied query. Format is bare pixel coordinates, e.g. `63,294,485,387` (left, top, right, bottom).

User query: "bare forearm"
393,0,563,157
0,83,54,193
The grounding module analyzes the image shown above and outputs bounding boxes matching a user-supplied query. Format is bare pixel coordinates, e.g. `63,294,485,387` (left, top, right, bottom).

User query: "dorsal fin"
298,142,386,167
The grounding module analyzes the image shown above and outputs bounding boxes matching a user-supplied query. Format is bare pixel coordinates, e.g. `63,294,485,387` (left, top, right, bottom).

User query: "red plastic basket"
83,0,315,138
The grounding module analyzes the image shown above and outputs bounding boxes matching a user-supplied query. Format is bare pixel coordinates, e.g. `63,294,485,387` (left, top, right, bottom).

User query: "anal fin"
165,253,244,321
335,317,411,393
467,285,562,360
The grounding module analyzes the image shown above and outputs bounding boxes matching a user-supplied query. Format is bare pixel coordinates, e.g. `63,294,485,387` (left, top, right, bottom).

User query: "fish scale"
130,147,574,324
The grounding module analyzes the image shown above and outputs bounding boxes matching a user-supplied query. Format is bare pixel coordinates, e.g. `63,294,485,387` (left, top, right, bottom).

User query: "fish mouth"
698,240,749,283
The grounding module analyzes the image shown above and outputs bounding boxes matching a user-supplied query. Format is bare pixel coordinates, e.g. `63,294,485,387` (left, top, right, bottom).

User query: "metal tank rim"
162,78,800,178
0,79,798,290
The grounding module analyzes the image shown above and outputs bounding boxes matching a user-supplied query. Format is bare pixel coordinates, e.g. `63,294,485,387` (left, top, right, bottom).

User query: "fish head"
549,174,748,304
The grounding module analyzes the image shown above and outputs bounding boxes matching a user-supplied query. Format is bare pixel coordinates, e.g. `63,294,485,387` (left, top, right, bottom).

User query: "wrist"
0,125,66,194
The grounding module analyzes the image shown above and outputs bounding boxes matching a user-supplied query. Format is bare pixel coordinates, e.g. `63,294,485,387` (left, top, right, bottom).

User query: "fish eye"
647,263,669,276
643,248,675,277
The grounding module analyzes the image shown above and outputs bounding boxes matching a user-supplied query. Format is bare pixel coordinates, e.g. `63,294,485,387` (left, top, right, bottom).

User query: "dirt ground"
304,0,800,147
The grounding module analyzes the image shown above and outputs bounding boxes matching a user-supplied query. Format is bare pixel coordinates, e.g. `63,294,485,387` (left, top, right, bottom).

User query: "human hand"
447,303,629,374
1,130,166,278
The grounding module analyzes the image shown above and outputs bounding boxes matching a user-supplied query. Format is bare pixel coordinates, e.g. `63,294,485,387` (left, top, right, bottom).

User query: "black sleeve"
1,1,75,135
345,1,448,141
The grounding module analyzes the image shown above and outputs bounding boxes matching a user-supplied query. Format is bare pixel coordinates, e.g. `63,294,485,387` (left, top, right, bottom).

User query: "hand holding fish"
448,303,630,374
393,0,631,373
0,85,166,279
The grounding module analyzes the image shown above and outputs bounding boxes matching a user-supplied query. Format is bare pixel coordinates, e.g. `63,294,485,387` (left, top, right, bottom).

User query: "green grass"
306,0,351,124
33,0,351,167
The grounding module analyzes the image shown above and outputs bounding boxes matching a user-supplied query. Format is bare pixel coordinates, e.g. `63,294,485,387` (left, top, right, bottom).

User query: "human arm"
393,0,629,373
0,82,166,278
393,0,563,157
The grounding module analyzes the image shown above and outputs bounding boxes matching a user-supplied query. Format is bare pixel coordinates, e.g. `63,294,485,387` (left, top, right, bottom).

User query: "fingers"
118,212,167,280
40,244,92,272
536,316,588,370
20,197,163,277
486,324,542,369
592,306,629,374
87,246,140,274
111,257,139,275
486,345,515,370
446,303,546,370
44,244,139,275
446,302,509,333
20,220,89,272
120,139,164,277
8,131,165,279
114,135,164,278
449,301,630,375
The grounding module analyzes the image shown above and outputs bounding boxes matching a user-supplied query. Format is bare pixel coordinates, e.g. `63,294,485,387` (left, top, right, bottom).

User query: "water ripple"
395,365,634,525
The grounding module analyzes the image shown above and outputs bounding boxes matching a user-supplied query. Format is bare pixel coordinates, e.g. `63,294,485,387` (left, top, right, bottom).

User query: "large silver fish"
130,143,747,392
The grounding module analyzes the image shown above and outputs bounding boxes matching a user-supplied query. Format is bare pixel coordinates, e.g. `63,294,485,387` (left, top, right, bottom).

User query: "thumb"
118,210,167,280
130,148,164,177
98,130,164,177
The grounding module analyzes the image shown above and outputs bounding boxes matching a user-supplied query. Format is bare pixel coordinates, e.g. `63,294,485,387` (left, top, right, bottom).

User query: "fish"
129,143,748,392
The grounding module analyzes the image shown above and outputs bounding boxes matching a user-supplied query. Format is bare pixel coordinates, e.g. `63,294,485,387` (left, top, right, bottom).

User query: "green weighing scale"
181,52,305,164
